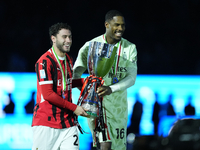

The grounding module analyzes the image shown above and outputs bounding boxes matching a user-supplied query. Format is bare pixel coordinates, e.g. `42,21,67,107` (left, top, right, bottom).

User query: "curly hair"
49,22,72,45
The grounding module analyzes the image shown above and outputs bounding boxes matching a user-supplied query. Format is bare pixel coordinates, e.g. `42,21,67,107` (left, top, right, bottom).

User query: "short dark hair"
49,22,72,45
105,10,124,22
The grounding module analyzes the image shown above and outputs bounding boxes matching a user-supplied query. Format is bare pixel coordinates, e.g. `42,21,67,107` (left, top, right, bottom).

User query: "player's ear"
51,35,56,44
105,21,109,29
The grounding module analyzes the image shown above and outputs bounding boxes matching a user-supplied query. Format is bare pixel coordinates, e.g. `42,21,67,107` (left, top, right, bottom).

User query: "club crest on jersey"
40,69,46,79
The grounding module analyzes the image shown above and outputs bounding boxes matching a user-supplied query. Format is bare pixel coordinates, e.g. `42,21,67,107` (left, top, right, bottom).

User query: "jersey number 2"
73,135,78,146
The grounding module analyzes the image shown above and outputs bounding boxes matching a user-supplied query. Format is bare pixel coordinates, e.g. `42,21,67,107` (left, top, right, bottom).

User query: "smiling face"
51,28,72,57
105,16,125,44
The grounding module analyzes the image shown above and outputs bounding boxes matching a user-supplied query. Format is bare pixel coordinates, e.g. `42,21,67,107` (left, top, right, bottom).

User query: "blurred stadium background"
0,73,200,149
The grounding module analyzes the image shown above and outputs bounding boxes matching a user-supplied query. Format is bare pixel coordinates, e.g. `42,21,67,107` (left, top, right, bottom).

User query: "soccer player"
73,10,137,150
32,22,88,150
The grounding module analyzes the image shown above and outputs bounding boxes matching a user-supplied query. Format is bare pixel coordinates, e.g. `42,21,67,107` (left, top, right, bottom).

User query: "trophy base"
85,111,98,118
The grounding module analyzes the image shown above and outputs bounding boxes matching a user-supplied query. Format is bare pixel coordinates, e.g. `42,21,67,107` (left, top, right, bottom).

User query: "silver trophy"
79,41,117,118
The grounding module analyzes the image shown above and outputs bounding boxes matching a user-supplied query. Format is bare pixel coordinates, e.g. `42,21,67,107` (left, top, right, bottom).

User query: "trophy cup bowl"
80,41,117,118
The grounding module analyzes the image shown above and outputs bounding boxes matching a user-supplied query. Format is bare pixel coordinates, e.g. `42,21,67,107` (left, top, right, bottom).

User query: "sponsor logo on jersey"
108,66,127,78
118,66,127,72
66,78,72,90
108,72,122,79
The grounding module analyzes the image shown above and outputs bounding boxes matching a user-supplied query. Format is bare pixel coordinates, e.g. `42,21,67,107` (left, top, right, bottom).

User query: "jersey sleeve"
73,42,89,79
35,57,77,112
110,44,137,92
72,78,85,88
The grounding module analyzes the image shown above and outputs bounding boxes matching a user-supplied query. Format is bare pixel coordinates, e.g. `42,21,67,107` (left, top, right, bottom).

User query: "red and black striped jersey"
32,48,78,129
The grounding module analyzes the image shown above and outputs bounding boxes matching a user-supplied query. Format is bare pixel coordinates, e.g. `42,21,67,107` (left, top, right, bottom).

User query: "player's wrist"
109,84,120,93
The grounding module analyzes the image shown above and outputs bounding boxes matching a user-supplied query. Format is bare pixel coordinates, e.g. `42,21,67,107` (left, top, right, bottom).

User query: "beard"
107,31,122,44
56,40,70,53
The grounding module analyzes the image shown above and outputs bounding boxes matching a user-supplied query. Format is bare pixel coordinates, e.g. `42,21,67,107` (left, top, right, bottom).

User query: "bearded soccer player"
31,22,88,150
73,10,137,150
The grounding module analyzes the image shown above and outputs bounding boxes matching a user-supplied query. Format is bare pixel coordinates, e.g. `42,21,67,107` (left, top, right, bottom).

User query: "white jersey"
73,34,137,150
73,34,137,119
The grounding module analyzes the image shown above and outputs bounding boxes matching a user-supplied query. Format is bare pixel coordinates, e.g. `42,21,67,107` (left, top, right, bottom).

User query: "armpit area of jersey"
72,78,85,88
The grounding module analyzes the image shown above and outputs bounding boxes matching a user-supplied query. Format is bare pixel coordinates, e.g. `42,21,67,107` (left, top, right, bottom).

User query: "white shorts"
32,126,79,150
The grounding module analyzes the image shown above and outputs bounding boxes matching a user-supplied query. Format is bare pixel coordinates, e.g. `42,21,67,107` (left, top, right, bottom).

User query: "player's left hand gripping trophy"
77,41,117,140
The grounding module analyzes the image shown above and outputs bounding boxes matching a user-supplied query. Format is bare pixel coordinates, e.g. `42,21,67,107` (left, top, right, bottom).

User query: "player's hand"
74,105,88,116
97,86,112,97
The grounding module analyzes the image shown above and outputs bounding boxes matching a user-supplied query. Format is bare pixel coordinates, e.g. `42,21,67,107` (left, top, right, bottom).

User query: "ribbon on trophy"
103,34,121,84
77,41,117,141
112,44,121,84
77,75,105,138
